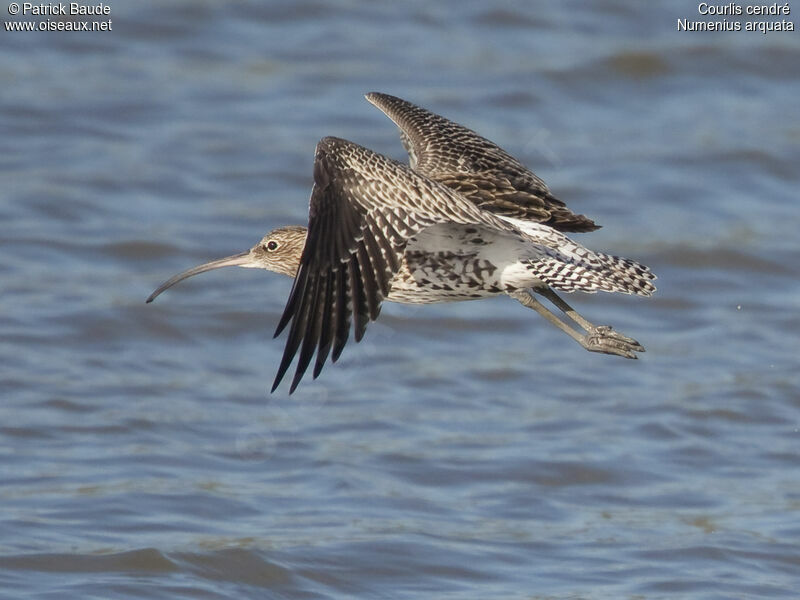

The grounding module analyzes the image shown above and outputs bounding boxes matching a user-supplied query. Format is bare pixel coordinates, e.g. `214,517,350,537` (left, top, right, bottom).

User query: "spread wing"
365,92,599,232
272,136,522,393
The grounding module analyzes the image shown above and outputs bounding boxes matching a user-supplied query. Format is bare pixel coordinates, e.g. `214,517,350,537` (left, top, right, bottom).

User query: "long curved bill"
146,251,251,303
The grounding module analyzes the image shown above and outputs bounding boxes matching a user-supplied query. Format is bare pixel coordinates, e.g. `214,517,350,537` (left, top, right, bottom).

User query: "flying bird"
147,93,656,392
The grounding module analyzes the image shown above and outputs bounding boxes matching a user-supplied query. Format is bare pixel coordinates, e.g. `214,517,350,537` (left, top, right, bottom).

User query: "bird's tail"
531,247,656,296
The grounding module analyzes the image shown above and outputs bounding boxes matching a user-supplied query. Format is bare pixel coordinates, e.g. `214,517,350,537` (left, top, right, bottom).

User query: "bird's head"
146,225,308,303
247,225,308,277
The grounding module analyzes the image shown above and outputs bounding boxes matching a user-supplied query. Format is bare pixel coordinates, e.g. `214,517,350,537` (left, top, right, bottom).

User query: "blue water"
2,1,799,598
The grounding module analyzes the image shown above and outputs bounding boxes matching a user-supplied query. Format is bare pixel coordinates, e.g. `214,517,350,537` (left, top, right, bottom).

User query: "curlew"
147,93,656,392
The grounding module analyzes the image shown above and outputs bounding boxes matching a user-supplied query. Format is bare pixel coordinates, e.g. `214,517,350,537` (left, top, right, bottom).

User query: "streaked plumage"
365,92,599,232
147,93,656,393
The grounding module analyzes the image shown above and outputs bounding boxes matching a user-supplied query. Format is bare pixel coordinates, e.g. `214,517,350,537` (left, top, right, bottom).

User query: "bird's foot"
581,325,644,359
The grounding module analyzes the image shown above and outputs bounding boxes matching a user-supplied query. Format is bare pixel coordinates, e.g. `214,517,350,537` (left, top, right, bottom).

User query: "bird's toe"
582,327,644,359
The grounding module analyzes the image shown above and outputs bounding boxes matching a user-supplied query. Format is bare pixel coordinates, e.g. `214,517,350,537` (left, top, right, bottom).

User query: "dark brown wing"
365,92,599,232
272,136,521,393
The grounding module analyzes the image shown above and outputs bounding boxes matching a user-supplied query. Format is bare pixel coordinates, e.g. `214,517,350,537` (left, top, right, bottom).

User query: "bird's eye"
266,240,279,251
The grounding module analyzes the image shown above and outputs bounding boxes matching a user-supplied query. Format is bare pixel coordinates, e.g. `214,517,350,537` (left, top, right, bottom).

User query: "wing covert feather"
272,136,521,393
365,92,599,232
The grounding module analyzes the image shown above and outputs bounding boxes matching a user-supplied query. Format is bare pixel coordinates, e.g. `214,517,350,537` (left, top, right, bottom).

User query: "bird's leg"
509,290,588,344
509,289,643,359
534,287,644,351
534,286,597,332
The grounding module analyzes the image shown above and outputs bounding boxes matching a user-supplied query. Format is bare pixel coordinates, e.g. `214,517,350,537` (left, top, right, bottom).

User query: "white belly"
385,223,545,304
